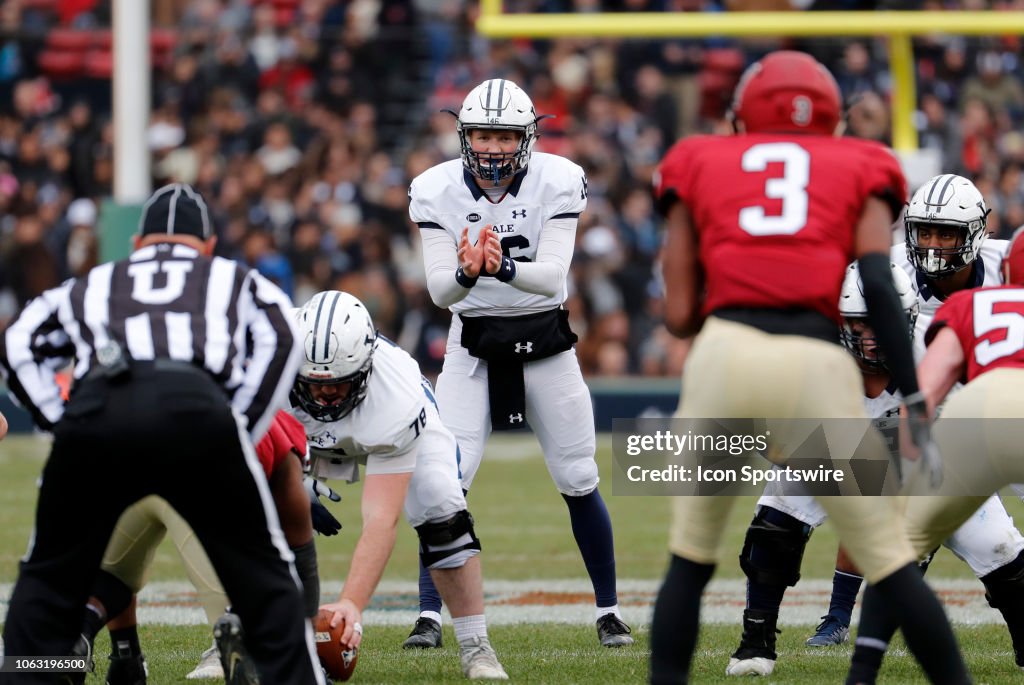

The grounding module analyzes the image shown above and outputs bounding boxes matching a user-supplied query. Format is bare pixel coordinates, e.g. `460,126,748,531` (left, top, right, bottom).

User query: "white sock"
597,604,621,621
420,610,443,625
453,614,488,644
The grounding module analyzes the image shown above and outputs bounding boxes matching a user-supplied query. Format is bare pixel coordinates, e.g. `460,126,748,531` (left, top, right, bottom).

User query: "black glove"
904,391,943,489
304,476,342,536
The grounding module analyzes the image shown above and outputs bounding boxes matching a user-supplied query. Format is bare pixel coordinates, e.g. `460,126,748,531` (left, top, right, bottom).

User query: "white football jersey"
295,336,450,480
409,153,588,315
864,382,901,419
891,239,1008,361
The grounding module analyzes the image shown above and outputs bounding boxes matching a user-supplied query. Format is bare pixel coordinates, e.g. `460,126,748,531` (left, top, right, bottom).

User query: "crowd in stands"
1,0,1022,377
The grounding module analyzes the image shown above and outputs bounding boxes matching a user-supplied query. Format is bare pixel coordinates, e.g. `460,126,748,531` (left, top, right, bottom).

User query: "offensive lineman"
729,175,1024,677
301,290,509,680
408,78,633,648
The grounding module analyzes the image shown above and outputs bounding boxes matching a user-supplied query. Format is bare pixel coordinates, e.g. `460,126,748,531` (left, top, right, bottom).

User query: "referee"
0,184,324,684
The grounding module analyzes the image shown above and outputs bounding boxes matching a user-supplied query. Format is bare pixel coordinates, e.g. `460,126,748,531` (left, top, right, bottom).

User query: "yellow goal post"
476,1,1024,154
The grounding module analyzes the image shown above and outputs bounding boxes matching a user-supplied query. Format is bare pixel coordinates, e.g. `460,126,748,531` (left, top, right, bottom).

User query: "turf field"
2,433,1023,683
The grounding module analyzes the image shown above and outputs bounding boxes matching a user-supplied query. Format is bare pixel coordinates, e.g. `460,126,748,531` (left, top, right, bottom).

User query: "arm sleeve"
232,269,303,443
0,283,74,430
859,252,920,397
420,227,473,309
505,217,577,297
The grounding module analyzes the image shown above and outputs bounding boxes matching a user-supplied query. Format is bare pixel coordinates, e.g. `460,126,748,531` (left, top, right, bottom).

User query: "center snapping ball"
314,609,359,681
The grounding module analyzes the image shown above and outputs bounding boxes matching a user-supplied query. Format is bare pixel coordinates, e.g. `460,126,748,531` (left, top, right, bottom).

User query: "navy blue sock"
562,489,617,608
418,558,443,614
828,569,863,625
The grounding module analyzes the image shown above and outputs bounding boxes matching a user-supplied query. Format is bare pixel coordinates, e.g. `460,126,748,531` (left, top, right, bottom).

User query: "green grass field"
2,434,1023,683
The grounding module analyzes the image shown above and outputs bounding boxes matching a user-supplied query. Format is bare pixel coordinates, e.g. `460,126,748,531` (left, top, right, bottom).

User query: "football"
314,609,359,682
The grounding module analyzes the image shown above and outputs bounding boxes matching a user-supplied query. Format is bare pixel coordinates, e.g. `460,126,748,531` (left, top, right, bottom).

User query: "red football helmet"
1003,224,1024,286
731,51,842,136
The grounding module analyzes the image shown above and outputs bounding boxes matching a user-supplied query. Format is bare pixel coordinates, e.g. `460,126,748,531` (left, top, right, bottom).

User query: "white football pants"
435,315,599,495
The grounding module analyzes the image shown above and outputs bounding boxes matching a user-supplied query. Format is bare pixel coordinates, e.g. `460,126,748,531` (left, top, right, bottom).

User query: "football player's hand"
902,392,943,489
482,227,503,275
458,227,484,278
320,599,363,649
304,475,342,536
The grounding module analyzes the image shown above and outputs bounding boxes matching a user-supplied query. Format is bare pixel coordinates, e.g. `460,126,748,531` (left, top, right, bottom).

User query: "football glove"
904,391,943,489
304,475,342,536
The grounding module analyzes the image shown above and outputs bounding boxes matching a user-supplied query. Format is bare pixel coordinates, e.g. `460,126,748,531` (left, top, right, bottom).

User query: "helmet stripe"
936,174,956,206
925,174,954,207
310,292,329,362
485,79,494,113
497,79,505,114
322,291,341,359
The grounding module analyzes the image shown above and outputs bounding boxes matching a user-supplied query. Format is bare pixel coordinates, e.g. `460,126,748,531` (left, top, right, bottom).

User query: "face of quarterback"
468,128,523,185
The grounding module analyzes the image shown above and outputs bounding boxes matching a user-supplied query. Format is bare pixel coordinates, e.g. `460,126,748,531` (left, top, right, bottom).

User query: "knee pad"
557,457,599,496
415,510,481,570
739,507,813,588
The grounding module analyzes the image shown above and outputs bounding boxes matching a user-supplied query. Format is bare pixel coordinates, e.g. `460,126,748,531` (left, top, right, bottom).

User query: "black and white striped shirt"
0,242,301,441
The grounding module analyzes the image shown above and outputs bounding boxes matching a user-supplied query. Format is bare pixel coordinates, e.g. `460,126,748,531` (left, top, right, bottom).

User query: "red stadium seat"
37,49,85,78
92,29,112,50
83,49,113,79
46,28,93,52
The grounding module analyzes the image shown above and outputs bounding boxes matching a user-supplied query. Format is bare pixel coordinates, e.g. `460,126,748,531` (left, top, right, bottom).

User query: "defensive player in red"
650,50,968,684
847,226,1024,684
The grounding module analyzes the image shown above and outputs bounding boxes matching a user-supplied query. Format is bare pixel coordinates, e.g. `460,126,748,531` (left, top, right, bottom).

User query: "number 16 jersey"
409,152,588,316
654,133,907,324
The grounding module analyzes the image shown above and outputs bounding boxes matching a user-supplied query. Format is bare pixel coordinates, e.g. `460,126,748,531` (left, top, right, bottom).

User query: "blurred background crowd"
1,0,1022,378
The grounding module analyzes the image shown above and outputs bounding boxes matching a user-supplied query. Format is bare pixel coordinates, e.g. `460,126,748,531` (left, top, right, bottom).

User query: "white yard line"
0,578,1000,627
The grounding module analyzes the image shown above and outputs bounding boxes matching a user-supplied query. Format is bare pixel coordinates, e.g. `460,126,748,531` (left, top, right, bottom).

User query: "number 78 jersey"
654,133,907,324
409,152,588,314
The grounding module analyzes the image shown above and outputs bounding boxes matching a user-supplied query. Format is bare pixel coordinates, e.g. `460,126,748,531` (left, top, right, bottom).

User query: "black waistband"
78,358,214,389
711,308,839,345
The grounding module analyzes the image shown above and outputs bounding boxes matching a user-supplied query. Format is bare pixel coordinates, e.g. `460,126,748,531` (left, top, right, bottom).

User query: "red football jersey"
926,285,1024,382
654,133,906,323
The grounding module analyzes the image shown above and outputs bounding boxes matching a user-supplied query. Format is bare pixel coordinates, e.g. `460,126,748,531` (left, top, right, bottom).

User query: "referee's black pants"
1,363,320,684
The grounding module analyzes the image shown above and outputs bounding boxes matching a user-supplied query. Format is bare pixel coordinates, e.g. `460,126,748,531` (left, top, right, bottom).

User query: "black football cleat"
596,613,634,647
403,617,443,649
105,652,148,685
214,613,261,685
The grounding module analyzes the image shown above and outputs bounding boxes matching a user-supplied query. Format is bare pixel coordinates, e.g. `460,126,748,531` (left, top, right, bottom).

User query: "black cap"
138,183,212,240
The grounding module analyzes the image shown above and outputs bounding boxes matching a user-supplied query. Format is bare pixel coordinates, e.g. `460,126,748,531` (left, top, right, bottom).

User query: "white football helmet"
838,261,918,371
291,291,377,422
905,174,990,277
454,78,539,183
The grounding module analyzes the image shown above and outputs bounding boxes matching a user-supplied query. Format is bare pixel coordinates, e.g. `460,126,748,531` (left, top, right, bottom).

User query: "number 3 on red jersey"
738,142,810,237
